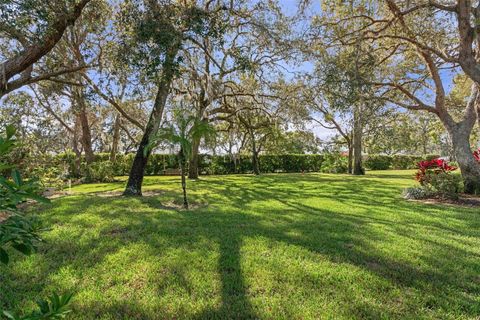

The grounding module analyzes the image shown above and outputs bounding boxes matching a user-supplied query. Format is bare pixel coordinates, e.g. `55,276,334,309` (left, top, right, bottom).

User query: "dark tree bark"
72,123,82,178
477,102,480,134
347,142,353,174
0,0,91,97
450,128,480,194
78,110,94,164
73,87,94,164
123,46,179,196
110,114,121,163
352,105,364,175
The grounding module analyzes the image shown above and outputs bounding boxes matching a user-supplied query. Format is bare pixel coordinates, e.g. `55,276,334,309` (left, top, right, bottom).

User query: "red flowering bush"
415,158,457,185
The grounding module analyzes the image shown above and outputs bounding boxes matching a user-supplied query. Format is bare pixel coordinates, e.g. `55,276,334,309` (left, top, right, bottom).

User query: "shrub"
31,165,69,190
391,155,423,169
364,155,392,170
84,161,114,183
321,152,348,173
0,125,74,318
410,158,461,200
402,186,430,200
415,158,457,185
427,172,463,200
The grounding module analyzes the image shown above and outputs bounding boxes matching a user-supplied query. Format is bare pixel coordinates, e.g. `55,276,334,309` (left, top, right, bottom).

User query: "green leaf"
12,243,32,255
11,170,22,186
1,310,17,320
0,247,9,265
5,125,15,139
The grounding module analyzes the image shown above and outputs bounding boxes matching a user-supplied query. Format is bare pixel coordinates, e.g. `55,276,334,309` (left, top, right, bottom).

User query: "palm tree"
149,110,214,209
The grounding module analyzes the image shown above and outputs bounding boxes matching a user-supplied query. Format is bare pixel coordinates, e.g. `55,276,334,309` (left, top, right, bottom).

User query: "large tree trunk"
110,114,121,163
477,101,480,132
123,46,179,196
442,86,480,194
450,128,480,194
347,142,353,174
78,110,94,164
252,149,260,175
352,105,364,175
449,123,480,194
72,123,82,178
73,88,94,164
188,135,201,179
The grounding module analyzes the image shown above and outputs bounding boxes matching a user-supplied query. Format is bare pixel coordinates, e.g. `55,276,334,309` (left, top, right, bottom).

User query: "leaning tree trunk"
123,46,179,196
188,135,201,179
352,105,364,175
110,114,121,163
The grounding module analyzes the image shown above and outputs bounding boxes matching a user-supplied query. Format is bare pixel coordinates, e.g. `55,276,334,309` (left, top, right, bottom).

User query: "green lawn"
1,171,480,319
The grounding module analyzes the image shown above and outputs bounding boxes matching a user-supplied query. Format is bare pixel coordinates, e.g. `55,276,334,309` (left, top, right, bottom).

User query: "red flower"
415,158,457,184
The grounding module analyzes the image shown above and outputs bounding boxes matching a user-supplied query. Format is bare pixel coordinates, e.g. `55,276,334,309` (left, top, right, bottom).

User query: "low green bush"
391,155,421,169
364,155,392,170
365,154,441,170
404,172,462,201
321,152,348,173
85,161,115,183
426,172,463,200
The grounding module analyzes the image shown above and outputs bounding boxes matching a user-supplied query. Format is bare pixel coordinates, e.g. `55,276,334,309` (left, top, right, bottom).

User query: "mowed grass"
1,170,480,319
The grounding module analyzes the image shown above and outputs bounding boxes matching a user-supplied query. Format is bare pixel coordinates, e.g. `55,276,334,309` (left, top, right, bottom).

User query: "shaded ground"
413,194,480,208
1,171,479,319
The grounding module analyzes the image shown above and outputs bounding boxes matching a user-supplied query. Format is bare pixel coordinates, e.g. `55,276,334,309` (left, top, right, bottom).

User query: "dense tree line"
1,0,479,193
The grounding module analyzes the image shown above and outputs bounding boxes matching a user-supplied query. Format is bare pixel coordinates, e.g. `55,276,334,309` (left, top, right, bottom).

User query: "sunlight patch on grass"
2,170,480,319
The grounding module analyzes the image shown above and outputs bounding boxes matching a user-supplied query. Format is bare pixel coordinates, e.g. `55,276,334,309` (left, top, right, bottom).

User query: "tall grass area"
1,171,479,319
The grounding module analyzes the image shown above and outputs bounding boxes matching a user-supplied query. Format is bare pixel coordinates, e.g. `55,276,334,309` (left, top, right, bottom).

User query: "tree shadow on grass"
191,236,257,320
2,173,480,319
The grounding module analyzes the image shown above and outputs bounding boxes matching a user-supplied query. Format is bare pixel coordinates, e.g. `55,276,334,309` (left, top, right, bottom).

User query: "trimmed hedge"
54,153,325,176
364,154,440,170
51,152,441,177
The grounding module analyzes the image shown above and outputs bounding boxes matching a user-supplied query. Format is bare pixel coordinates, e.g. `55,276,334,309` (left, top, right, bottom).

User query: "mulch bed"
412,194,480,208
